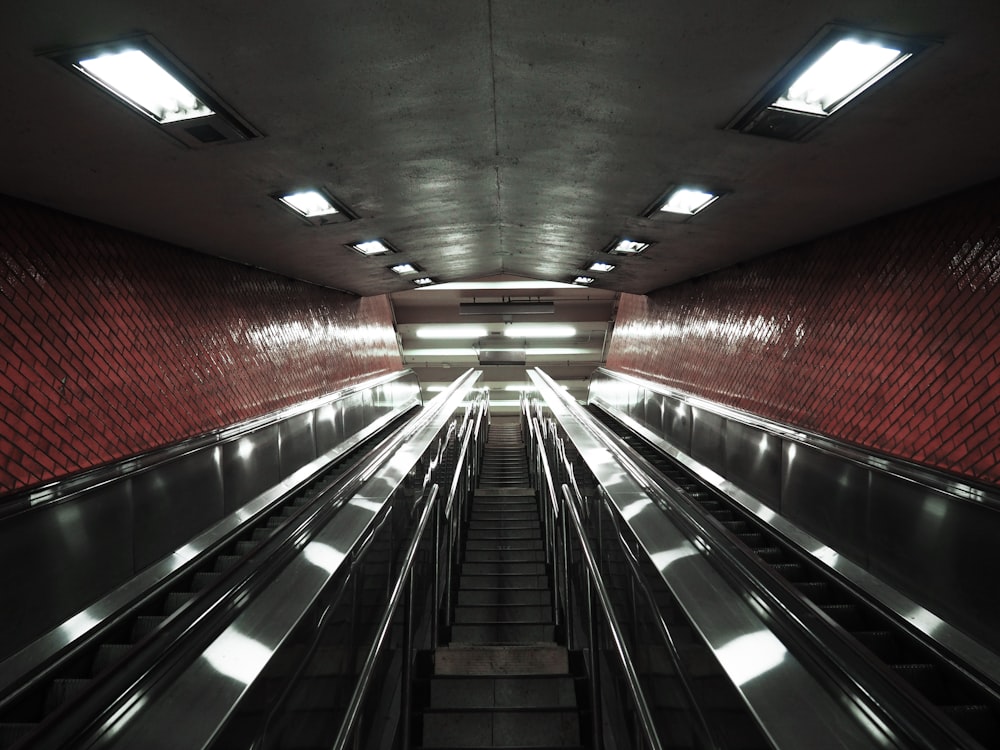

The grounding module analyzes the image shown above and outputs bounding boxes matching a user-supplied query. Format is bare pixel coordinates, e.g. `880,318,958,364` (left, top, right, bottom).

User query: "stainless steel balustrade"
31,370,483,750
589,366,1000,662
0,369,421,662
526,366,889,749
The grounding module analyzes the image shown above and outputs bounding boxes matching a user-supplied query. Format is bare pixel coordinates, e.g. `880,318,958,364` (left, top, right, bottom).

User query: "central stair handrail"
329,387,490,750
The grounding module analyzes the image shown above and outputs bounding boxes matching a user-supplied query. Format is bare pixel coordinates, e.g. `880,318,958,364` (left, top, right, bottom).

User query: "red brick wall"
0,196,403,497
606,180,1000,486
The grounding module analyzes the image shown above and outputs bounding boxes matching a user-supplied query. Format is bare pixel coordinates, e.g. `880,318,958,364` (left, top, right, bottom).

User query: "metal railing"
522,394,721,750
328,387,490,750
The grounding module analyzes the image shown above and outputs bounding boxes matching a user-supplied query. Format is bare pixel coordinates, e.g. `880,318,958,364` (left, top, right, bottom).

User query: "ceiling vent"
459,301,555,315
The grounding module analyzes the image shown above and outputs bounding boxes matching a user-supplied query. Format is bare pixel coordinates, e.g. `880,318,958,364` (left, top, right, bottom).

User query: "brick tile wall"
0,196,403,497
606,179,1000,486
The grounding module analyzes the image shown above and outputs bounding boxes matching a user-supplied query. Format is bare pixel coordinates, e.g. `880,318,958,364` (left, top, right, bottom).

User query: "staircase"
413,417,590,749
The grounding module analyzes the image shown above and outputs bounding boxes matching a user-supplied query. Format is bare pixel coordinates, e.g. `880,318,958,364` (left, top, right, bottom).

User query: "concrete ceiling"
3,2,1000,299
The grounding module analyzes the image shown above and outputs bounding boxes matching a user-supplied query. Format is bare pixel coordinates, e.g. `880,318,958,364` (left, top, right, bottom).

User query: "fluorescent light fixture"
389,263,421,275
774,39,909,116
279,190,339,218
77,48,211,123
607,240,649,256
416,326,489,339
728,25,929,141
413,277,436,286
429,280,578,291
574,276,596,285
350,240,394,256
504,325,576,339
659,187,720,215
51,36,261,148
480,347,592,356
587,261,616,273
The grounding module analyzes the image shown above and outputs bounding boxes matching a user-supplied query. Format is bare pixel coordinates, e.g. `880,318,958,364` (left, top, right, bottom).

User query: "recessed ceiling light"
587,261,616,273
728,25,930,141
389,262,421,275
607,240,649,256
279,190,339,217
574,276,596,285
50,36,261,148
350,240,394,256
775,39,909,117
659,187,720,215
415,325,489,339
504,325,576,339
76,48,211,123
413,277,436,286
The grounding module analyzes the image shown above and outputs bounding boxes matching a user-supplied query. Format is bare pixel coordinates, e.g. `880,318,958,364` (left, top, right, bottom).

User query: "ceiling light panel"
350,240,395,256
504,325,576,338
728,25,929,141
279,190,339,217
588,262,616,273
415,325,489,339
51,36,260,148
607,240,649,256
77,49,211,123
390,263,421,275
775,39,909,116
574,276,596,285
659,187,720,215
413,277,436,286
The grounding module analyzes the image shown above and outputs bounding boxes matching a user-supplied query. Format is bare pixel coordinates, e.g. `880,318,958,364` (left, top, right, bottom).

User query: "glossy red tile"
0,196,403,497
607,179,1000,486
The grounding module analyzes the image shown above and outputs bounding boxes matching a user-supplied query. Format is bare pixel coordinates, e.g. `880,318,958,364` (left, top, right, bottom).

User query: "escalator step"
0,724,38,746
769,563,805,581
819,603,863,629
736,532,764,547
163,591,196,615
891,663,943,701
251,527,273,542
91,643,132,674
44,678,90,713
192,571,224,592
214,555,243,572
794,580,832,603
853,631,900,662
234,540,258,556
753,547,784,563
130,615,165,643
721,520,747,533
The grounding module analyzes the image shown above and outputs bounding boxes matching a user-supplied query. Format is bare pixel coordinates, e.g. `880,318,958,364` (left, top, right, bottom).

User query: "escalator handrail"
558,483,666,750
330,484,441,750
20,370,482,750
536,367,984,750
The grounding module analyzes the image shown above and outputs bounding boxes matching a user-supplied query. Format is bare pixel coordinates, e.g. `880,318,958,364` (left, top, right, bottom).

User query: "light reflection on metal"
649,546,698,572
202,629,274,685
302,542,346,574
620,497,652,521
716,631,789,686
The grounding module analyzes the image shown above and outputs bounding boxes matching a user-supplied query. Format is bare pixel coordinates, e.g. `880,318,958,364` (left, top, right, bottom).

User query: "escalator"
588,404,1000,747
412,417,591,749
0,413,416,749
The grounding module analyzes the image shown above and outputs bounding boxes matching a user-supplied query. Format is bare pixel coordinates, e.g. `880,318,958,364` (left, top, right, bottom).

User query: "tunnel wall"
0,195,403,497
606,179,1000,487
